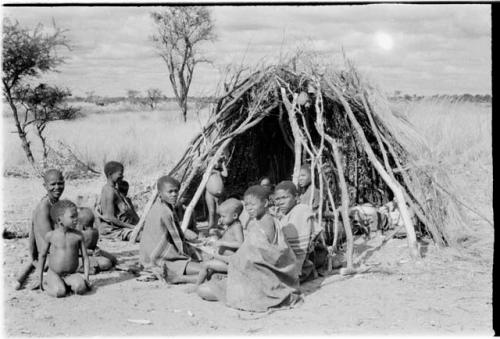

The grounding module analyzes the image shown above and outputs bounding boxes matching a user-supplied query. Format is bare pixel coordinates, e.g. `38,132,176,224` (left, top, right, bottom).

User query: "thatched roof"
166,55,468,255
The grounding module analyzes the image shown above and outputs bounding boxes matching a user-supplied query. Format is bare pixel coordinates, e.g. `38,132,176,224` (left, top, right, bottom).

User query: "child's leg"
205,191,218,230
93,256,113,271
64,274,89,295
204,259,228,274
195,260,227,286
45,269,68,298
96,248,117,267
195,265,210,287
163,261,201,285
14,261,35,290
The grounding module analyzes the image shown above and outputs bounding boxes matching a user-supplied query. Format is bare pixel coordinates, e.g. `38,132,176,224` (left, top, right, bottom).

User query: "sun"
375,31,394,51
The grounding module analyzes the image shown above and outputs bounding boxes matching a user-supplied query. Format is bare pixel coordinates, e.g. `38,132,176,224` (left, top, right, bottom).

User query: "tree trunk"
181,98,188,122
5,92,37,168
36,126,48,167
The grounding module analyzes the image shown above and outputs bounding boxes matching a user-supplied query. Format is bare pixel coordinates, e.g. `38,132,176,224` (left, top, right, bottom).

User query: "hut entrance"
224,109,295,198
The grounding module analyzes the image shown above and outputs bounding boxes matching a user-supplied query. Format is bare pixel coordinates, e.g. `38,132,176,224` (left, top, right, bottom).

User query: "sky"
2,4,491,97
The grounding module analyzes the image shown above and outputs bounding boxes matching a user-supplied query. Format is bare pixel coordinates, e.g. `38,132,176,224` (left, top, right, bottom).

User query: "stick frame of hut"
131,55,470,265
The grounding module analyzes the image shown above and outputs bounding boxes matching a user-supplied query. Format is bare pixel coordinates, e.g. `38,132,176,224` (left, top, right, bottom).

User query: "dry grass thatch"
132,54,470,262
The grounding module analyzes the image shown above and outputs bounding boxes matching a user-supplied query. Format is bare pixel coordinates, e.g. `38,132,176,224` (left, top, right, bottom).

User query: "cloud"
3,5,491,96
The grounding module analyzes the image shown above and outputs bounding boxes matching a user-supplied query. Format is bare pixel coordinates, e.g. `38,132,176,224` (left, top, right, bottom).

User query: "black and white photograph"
1,2,493,336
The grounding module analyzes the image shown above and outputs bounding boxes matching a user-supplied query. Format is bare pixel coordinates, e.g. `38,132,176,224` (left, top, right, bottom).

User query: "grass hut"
132,55,469,270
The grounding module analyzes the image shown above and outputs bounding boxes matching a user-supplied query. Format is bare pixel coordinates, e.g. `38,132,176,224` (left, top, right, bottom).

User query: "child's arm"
100,188,135,229
211,252,230,264
214,222,244,250
259,215,276,243
79,235,90,284
220,160,228,177
39,232,52,291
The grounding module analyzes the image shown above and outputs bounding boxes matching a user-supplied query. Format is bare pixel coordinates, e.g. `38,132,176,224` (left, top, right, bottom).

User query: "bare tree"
85,90,95,103
146,88,162,110
151,7,216,122
2,18,70,169
14,83,80,164
126,89,140,104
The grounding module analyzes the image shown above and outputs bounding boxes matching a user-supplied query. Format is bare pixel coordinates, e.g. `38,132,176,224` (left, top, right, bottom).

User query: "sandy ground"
1,177,494,335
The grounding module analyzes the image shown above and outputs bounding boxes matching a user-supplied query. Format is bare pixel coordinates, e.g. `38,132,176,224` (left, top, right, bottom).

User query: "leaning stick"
322,172,339,248
280,88,302,185
327,84,420,259
180,138,233,232
129,186,157,243
324,134,354,271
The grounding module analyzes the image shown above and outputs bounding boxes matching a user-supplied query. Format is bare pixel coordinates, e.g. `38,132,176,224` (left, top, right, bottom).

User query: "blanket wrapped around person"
203,218,302,312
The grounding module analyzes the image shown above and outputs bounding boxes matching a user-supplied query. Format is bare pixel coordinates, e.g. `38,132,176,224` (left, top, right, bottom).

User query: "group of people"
16,156,411,312
14,158,333,311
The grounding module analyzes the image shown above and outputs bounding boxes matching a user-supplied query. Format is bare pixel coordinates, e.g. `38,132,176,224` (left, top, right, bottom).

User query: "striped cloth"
278,204,316,271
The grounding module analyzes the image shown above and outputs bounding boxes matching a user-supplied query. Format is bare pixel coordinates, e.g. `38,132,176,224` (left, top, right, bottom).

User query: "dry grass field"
1,98,493,335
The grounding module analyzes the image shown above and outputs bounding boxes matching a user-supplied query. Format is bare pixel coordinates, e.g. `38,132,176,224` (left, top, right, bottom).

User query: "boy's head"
274,181,299,215
43,169,65,201
298,164,312,188
77,207,95,230
259,176,273,191
118,180,129,196
157,176,180,206
50,200,78,228
243,185,270,220
217,198,243,226
104,161,124,183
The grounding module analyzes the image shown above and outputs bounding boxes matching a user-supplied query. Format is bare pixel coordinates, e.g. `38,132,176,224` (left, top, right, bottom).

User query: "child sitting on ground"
77,207,117,274
193,198,244,288
117,180,140,226
39,200,90,298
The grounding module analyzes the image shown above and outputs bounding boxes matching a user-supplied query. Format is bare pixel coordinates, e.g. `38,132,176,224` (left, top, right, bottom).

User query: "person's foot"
162,264,182,284
13,281,22,290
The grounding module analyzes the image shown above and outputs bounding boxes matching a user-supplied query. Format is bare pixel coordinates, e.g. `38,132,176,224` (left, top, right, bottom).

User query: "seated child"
196,185,300,307
260,176,278,216
39,200,90,298
139,176,203,284
117,180,140,226
194,198,244,288
77,207,117,274
297,164,320,211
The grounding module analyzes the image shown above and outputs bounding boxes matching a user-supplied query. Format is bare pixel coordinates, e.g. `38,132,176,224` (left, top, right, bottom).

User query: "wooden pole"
324,134,354,271
280,88,302,186
326,84,420,259
129,187,157,243
179,138,233,232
